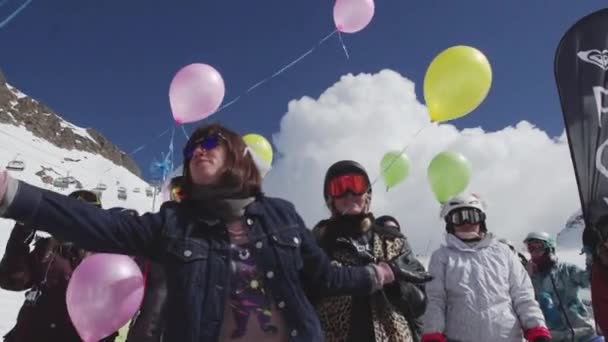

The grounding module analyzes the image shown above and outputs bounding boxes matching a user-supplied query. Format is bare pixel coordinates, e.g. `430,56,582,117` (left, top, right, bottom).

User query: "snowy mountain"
0,74,158,333
0,68,140,176
557,209,585,252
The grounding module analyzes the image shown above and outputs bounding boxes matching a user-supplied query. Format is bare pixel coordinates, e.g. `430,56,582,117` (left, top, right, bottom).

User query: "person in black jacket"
117,206,169,342
311,160,432,342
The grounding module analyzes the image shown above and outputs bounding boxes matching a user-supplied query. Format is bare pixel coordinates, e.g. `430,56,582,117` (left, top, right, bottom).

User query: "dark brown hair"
182,123,262,196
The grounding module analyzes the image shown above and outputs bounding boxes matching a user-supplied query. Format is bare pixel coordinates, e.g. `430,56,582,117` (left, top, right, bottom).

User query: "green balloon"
380,151,411,191
427,151,472,203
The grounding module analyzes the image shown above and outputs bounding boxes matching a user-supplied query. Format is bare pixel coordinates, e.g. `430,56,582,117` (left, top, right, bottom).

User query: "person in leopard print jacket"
309,160,432,342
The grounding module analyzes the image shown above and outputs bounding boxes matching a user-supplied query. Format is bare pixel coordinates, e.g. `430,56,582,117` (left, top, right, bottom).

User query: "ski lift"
53,177,69,189
95,183,108,191
117,186,127,200
6,159,25,171
133,187,141,193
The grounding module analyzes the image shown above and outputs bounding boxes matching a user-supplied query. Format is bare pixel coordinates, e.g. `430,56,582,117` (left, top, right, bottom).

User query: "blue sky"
0,0,605,181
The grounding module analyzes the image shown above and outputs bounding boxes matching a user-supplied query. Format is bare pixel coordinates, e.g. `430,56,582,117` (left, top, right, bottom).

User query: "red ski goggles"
183,133,227,159
327,173,370,198
445,208,485,225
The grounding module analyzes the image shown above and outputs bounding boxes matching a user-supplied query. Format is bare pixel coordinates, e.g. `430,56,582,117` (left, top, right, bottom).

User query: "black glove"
388,261,433,284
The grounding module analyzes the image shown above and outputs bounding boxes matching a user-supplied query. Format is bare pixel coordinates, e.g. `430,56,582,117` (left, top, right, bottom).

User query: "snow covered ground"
0,121,156,334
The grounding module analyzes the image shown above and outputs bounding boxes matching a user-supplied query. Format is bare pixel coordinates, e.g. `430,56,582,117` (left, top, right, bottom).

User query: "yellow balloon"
243,133,273,164
424,46,492,123
243,133,273,177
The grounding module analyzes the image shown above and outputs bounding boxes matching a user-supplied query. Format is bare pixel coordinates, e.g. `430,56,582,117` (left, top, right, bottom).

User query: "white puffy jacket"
422,233,547,342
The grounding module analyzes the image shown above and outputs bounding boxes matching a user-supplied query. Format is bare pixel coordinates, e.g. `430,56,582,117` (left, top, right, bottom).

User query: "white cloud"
264,69,581,256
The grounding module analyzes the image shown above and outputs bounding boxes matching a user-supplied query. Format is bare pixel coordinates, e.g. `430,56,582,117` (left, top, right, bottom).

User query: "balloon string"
128,125,173,155
180,125,189,140
215,29,338,113
166,126,175,182
104,28,342,178
369,123,429,188
339,122,430,216
0,0,33,30
337,31,350,59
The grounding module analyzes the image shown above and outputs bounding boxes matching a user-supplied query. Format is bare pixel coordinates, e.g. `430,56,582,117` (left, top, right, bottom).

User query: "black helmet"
323,160,371,201
376,215,400,230
68,189,102,208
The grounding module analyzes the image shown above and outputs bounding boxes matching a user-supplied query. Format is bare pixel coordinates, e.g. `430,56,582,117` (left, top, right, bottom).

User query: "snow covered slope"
0,121,156,334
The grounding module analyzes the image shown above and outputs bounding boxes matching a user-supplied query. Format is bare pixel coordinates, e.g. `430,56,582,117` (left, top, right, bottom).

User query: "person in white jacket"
421,193,552,342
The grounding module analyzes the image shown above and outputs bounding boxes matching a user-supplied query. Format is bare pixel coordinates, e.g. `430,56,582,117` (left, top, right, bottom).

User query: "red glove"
421,332,446,342
525,326,551,342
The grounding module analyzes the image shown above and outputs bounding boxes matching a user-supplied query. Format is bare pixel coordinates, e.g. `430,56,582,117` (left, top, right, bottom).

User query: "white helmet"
439,193,486,219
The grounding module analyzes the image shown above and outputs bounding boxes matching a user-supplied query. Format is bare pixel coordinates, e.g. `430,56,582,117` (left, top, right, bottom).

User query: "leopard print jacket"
312,219,416,342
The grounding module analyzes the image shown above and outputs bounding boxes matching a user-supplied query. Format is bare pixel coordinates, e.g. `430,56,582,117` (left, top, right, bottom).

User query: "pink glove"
373,262,395,285
421,332,447,342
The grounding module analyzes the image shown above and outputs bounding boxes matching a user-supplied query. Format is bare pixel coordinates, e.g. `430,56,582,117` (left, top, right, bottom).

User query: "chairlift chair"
53,178,69,189
6,160,25,171
117,186,127,200
95,183,108,191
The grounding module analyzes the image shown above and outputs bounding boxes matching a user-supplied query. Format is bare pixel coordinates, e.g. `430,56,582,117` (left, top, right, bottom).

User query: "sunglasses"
327,173,370,198
445,208,485,225
69,190,101,207
183,133,226,159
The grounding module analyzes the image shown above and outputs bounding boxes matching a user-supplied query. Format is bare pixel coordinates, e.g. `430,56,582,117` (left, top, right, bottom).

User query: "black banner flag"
555,8,608,246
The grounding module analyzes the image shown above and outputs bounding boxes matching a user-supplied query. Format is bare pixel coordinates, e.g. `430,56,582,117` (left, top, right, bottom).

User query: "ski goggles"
69,190,101,207
327,173,369,198
183,133,227,159
525,240,546,254
445,207,485,225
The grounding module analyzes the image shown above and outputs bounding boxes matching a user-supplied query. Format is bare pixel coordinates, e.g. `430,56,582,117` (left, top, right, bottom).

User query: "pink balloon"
66,254,144,342
169,63,225,124
333,0,375,34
